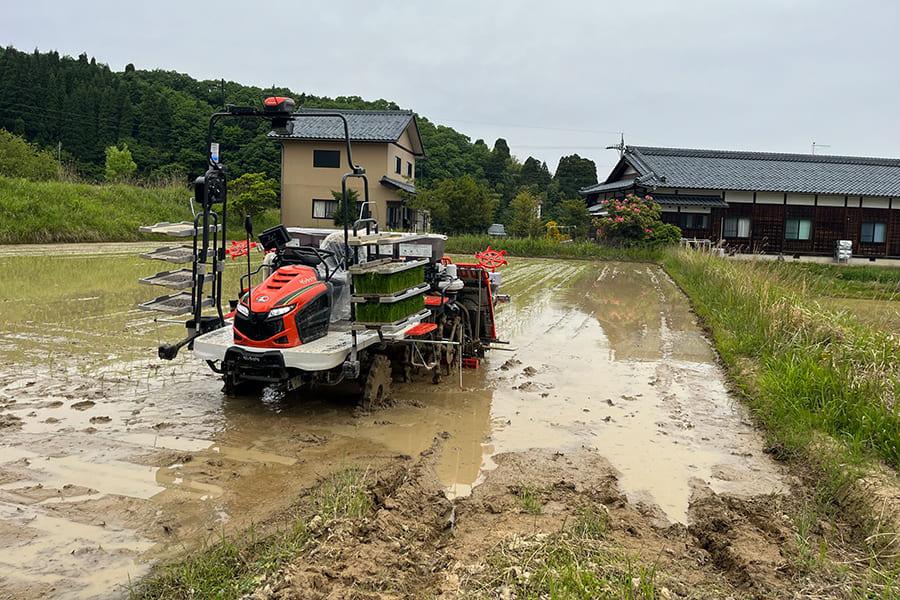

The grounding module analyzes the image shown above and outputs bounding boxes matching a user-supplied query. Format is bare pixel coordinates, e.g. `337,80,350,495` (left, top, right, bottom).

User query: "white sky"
5,0,899,177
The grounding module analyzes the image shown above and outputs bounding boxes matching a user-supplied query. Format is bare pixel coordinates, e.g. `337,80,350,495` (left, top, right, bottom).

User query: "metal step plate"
138,292,212,315
139,245,194,264
138,269,212,290
139,222,222,237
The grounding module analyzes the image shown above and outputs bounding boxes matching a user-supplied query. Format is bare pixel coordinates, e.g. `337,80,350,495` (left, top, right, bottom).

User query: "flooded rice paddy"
0,243,793,599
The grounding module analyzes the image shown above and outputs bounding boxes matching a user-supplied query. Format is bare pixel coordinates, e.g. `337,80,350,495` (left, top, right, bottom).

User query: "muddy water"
0,245,786,599
483,261,787,520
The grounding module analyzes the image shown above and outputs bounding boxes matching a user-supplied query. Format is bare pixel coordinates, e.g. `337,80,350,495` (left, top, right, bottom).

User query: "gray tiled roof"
650,193,729,207
380,176,416,194
581,146,900,197
271,108,424,155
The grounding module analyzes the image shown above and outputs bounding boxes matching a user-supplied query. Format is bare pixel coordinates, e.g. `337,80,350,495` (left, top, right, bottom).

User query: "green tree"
331,187,360,226
593,194,681,247
104,143,137,182
519,156,552,191
412,175,496,234
229,172,278,216
553,154,598,200
508,190,544,238
558,198,591,241
0,129,59,180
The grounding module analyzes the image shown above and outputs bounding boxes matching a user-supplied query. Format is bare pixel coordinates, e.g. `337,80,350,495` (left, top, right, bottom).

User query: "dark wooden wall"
703,203,900,258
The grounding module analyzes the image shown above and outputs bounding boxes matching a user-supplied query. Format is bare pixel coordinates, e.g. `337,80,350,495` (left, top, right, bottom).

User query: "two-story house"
271,108,426,230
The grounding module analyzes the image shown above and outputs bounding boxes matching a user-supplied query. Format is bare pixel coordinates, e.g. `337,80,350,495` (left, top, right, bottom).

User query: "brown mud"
0,247,888,599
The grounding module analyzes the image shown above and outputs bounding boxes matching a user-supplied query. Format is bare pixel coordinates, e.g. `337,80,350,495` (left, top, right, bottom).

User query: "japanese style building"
581,146,900,258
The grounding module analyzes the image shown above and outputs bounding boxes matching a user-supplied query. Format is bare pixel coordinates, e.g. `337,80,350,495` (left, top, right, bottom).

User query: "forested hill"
0,46,599,223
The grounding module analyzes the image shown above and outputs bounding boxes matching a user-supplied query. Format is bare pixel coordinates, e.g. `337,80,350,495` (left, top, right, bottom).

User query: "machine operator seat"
319,231,360,323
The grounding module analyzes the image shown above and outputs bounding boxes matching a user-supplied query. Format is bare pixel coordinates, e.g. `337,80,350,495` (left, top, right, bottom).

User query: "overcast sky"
5,0,899,176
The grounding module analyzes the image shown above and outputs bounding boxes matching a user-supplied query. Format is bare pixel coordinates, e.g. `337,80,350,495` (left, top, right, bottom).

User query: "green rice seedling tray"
351,282,429,304
351,261,426,295
354,295,425,324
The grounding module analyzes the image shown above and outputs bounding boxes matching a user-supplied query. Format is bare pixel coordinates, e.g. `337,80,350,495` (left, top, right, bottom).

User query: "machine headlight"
236,303,250,317
267,304,295,319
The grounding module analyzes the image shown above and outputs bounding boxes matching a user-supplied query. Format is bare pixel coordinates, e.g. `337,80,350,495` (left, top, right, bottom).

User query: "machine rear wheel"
361,354,392,410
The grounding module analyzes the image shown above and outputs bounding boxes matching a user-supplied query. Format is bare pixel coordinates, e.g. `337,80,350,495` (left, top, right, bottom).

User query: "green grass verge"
0,175,280,244
661,249,900,490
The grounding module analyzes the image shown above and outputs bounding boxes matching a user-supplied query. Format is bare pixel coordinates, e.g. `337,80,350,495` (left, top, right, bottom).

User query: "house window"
312,199,339,219
785,218,812,241
406,161,413,178
722,216,750,238
679,213,709,229
387,202,403,228
394,156,402,174
313,150,341,168
861,221,886,243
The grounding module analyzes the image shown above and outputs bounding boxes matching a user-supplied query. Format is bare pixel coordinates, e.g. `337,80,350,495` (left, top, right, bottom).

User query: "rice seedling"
352,263,425,294
516,485,543,516
445,234,664,262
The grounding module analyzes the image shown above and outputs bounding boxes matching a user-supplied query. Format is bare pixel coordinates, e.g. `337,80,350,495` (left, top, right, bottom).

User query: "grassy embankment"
663,250,900,514
0,175,280,244
662,249,900,593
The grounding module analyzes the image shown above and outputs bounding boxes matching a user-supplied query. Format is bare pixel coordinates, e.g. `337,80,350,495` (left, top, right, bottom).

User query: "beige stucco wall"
817,195,845,207
755,191,783,205
787,193,815,206
280,139,417,229
724,191,753,203
862,196,890,209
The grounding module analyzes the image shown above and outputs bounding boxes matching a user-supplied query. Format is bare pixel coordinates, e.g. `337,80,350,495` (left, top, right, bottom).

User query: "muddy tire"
361,354,392,410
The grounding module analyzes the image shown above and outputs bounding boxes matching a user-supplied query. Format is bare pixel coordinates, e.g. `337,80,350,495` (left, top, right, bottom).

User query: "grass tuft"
128,522,311,600
0,175,281,244
479,518,660,599
314,467,373,520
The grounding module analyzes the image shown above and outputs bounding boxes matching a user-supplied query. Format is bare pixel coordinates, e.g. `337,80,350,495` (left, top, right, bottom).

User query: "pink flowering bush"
592,194,681,247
